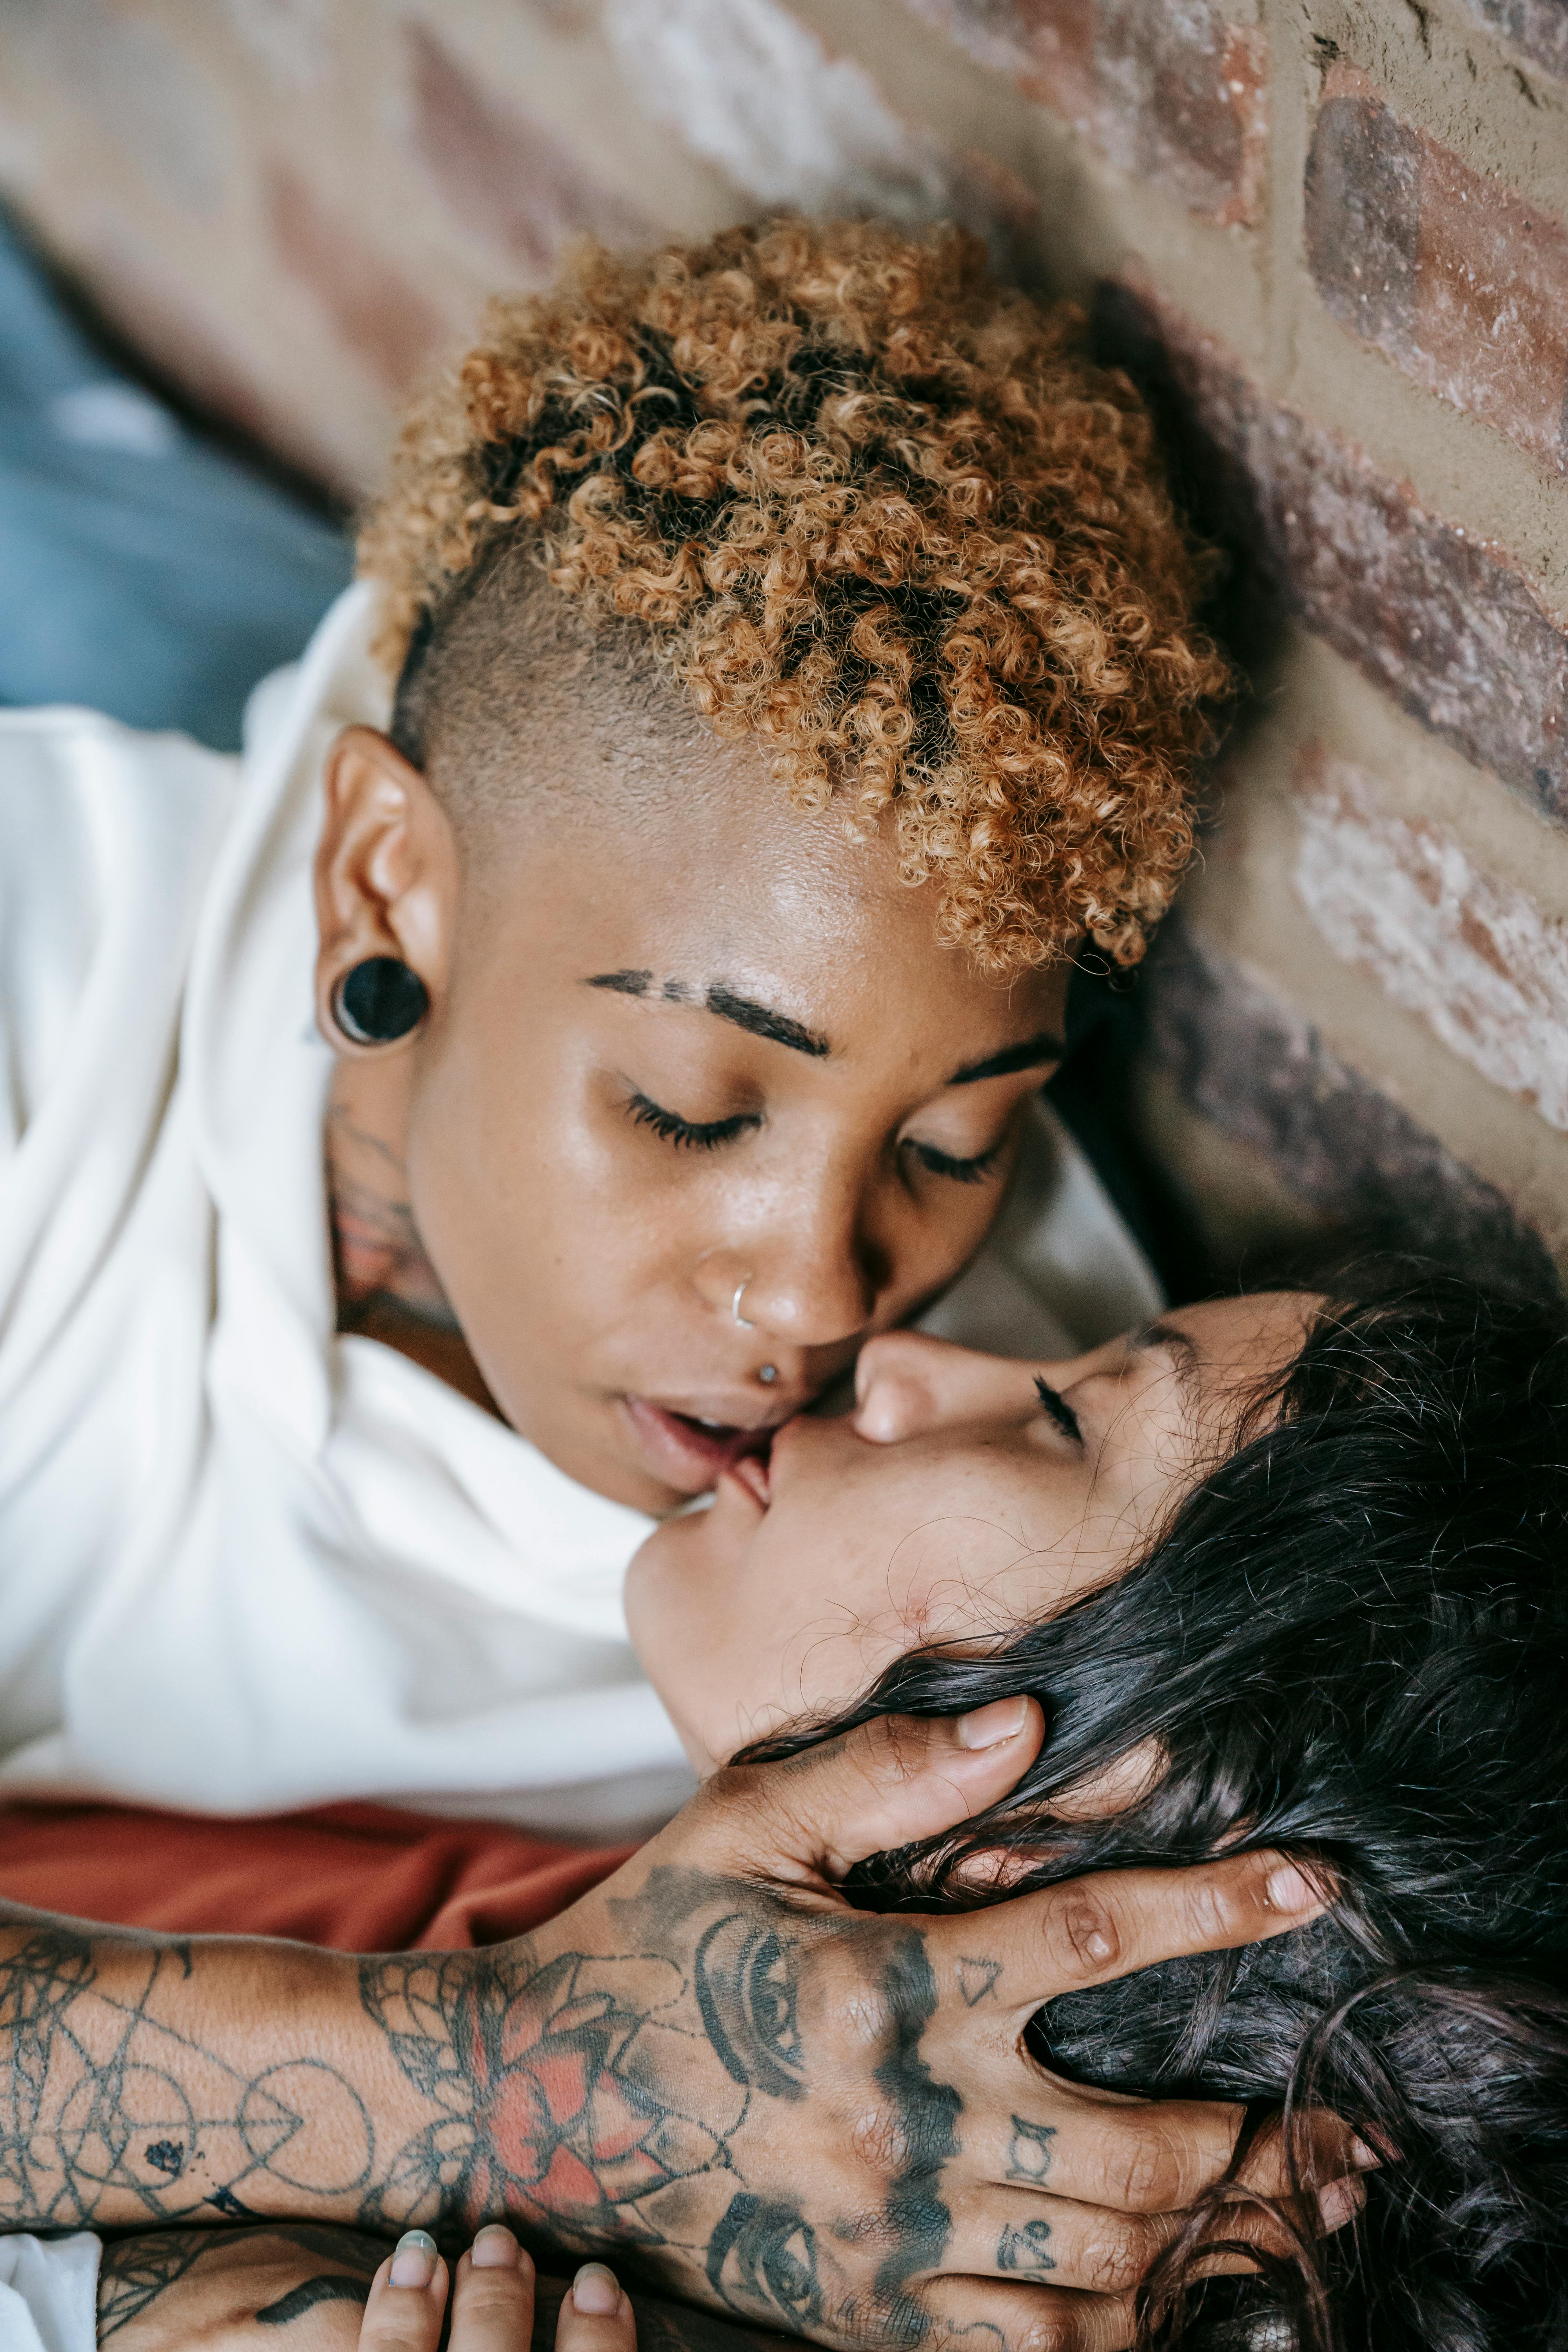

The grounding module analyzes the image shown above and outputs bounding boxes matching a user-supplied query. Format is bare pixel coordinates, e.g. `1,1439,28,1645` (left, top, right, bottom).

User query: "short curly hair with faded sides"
358,216,1228,972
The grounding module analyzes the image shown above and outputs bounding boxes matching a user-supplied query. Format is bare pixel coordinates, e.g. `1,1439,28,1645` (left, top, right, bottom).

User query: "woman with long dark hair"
632,1266,1568,2349
8,1270,1561,2350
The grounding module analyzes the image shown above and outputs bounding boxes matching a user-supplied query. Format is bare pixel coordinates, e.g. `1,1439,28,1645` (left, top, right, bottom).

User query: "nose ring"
732,1280,755,1330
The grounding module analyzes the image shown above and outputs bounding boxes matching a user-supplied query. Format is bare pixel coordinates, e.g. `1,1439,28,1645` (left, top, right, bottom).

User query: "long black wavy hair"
743,1268,1568,2350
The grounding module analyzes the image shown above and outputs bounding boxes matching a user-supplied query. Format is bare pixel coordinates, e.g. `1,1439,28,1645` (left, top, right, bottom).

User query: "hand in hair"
777,1267,1568,2351
0,1698,1336,2352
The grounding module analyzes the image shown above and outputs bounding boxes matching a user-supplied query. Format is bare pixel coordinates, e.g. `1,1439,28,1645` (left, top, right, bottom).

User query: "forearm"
0,1880,755,2284
0,1904,422,2233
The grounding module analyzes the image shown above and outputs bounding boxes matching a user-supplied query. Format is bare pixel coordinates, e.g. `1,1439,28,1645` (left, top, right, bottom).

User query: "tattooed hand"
0,1701,1332,2352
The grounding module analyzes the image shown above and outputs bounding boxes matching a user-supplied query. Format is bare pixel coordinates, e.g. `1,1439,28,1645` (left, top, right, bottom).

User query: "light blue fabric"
0,211,352,750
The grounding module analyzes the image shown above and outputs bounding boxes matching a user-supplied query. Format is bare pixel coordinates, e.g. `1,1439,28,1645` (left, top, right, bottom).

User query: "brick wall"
3,0,1565,1289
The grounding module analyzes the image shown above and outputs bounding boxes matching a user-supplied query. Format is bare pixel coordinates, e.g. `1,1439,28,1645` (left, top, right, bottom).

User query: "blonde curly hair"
358,217,1228,971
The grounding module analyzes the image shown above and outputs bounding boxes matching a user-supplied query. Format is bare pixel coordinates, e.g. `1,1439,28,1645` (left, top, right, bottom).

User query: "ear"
313,725,461,1039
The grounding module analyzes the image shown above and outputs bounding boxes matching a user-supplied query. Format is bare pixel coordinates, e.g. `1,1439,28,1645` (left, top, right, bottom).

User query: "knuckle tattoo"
1004,2115,1056,2185
956,1959,1002,2007
996,2218,1055,2275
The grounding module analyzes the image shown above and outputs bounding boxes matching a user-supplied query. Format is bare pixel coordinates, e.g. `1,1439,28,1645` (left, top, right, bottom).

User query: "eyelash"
1035,1375,1082,1445
902,1138,1006,1185
627,1094,1005,1183
627,1091,762,1152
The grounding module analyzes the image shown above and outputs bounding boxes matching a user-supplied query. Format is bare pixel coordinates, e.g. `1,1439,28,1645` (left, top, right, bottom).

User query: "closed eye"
902,1138,1007,1186
628,1091,762,1152
1035,1375,1082,1445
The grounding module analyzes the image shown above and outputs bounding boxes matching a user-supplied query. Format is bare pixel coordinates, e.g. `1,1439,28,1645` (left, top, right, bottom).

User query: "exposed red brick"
1144,916,1560,1294
265,163,448,397
407,23,646,278
1095,283,1568,826
1292,748,1568,1130
1459,0,1568,82
908,0,1269,225
1306,66,1568,472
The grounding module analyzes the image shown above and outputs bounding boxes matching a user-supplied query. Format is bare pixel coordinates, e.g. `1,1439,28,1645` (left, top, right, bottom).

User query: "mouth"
619,1395,787,1496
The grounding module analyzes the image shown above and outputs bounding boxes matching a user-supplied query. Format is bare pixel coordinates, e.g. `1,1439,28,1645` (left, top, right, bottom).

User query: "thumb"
713,1698,1044,1888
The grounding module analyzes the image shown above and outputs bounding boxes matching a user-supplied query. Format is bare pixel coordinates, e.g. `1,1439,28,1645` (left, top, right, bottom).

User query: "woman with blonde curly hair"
0,216,1224,1835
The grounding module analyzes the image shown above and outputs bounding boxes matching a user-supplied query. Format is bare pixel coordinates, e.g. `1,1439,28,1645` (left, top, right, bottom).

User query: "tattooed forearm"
97,2224,383,2345
0,1877,1005,2345
97,2235,211,2339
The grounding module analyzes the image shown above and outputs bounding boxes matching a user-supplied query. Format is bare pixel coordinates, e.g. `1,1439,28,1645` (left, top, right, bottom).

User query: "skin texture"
316,717,1068,1516
626,1295,1314,1771
97,2223,647,2352
0,1712,1332,2352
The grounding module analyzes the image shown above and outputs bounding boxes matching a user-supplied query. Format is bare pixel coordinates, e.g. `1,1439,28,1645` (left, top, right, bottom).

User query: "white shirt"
0,586,1159,1835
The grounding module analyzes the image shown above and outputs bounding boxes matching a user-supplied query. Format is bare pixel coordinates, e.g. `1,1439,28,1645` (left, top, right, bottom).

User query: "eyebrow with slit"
585,970,831,1058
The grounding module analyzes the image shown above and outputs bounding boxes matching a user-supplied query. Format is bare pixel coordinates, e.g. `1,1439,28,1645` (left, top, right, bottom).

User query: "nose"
697,1179,882,1355
854,1330,1049,1443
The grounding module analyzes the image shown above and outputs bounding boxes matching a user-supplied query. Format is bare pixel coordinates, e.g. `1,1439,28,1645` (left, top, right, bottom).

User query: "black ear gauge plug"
330,956,429,1045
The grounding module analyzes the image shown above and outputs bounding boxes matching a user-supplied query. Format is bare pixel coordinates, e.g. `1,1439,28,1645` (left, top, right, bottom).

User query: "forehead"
474,702,1066,1036
1155,1292,1318,1414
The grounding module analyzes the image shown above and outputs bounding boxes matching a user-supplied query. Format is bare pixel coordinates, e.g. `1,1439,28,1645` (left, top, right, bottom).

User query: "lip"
619,1394,792,1497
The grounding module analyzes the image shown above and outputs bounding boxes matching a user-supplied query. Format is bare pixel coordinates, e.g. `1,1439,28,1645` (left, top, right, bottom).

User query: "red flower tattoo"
450,1954,672,2225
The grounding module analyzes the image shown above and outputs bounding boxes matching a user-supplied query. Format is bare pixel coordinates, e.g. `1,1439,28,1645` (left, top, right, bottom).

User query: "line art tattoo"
0,1869,1018,2347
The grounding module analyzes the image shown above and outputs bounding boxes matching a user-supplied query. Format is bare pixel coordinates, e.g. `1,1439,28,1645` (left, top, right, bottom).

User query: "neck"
325,1060,501,1417
325,1057,449,1317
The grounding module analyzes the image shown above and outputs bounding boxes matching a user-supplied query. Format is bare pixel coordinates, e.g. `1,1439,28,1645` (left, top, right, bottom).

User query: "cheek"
625,1518,758,1769
407,1020,659,1309
875,1143,1026,1311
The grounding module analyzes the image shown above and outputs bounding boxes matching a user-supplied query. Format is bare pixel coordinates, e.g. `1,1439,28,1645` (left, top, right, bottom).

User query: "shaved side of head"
388,539,718,845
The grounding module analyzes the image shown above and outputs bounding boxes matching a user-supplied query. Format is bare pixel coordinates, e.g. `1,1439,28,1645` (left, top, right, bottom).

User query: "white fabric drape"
0,2234,98,2352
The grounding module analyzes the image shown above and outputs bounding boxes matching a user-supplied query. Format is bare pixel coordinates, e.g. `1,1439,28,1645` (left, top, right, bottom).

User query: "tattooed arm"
0,1708,1329,2352
96,2225,383,2350
94,2223,791,2352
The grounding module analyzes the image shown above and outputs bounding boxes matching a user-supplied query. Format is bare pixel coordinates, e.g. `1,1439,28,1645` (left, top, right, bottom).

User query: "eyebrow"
585,971,831,1059
946,1030,1067,1087
1132,1319,1202,1410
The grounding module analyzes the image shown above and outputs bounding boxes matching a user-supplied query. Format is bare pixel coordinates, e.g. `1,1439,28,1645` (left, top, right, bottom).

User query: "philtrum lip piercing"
758,1364,778,1384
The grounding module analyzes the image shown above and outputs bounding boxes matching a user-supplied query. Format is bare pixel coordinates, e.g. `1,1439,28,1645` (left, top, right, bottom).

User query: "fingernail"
1350,2135,1381,2172
389,2230,438,2289
1316,2174,1366,2232
471,2225,521,2270
573,2263,621,2315
1264,1859,1319,1913
955,1696,1029,1750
